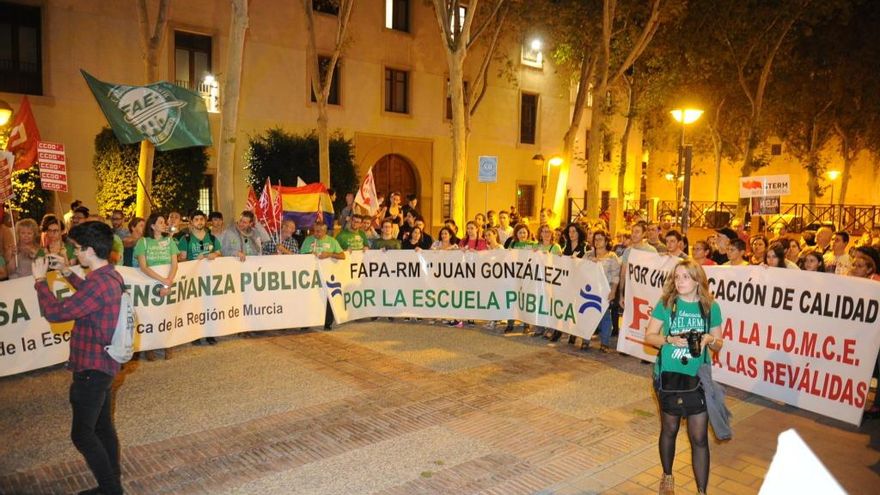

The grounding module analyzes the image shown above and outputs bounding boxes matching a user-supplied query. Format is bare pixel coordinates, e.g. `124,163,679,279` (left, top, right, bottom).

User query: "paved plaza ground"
1,321,878,494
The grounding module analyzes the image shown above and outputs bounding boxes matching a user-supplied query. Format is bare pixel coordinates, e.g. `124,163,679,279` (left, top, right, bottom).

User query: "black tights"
659,411,710,493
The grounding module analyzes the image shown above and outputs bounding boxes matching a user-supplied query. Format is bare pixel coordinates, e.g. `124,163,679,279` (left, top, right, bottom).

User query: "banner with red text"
620,250,880,425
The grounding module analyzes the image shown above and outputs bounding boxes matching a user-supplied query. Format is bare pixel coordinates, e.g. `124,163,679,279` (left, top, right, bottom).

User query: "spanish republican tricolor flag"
278,183,335,229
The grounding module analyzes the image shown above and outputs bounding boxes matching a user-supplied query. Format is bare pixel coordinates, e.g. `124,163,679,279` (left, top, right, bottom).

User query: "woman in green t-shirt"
644,259,723,495
504,224,536,333
134,212,180,360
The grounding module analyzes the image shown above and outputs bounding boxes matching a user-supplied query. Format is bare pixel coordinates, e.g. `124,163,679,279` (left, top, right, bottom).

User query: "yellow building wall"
2,0,574,233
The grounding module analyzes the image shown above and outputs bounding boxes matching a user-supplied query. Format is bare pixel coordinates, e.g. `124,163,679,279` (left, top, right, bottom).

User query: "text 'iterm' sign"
478,156,498,183
739,174,790,198
37,141,69,192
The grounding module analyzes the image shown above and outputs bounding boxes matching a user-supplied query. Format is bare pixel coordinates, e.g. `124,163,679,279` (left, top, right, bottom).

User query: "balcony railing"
174,79,220,113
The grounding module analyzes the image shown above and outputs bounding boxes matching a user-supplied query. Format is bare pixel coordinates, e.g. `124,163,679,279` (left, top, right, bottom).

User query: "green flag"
81,70,212,151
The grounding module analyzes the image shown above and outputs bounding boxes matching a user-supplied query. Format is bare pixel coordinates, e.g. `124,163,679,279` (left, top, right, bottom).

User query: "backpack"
104,287,136,363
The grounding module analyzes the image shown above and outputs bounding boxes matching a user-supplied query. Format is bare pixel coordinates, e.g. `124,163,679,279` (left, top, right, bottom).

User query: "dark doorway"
372,154,418,203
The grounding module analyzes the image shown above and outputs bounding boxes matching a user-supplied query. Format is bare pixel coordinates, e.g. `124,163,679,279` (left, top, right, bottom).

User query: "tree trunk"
217,0,249,218
135,0,169,218
585,88,605,219
449,53,467,226
552,48,595,225
615,76,635,230
317,108,330,187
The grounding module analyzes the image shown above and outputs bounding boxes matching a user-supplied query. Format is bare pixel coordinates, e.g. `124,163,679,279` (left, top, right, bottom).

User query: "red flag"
4,96,42,171
355,167,379,215
246,185,259,213
257,177,280,234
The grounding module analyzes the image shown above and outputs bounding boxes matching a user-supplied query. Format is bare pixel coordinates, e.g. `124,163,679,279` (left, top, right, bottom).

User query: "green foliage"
244,128,358,213
8,167,51,221
92,128,208,218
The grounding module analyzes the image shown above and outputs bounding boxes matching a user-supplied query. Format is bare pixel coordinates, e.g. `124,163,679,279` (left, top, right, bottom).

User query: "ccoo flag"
81,70,212,151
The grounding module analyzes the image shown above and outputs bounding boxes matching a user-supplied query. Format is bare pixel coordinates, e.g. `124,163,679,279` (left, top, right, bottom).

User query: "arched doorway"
372,154,418,203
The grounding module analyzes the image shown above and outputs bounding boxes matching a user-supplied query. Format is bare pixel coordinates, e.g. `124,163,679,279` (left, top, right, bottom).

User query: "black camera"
685,330,703,358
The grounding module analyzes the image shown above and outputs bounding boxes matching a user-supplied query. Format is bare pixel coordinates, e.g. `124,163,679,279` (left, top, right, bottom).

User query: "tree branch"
610,0,662,84
469,2,508,117
467,0,505,50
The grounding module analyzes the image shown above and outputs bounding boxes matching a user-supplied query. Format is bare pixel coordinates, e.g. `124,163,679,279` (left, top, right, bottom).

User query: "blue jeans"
70,370,123,494
598,308,613,347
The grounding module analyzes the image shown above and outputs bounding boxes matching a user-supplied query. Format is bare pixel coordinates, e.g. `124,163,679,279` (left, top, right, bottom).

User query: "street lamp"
827,170,841,206
533,153,562,215
670,106,703,233
0,99,12,126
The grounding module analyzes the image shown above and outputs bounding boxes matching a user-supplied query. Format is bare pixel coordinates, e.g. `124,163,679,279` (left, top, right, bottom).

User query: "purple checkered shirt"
35,264,123,376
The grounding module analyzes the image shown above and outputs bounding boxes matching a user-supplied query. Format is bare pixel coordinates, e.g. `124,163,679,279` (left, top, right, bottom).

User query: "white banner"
320,250,611,337
0,257,327,377
619,250,880,425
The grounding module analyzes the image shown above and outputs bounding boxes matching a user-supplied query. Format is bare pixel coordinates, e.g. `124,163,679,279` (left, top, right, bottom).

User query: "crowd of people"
3,193,880,495
2,197,879,375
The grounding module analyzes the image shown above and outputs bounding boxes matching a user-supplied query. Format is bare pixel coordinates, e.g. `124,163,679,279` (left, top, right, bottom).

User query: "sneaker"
568,335,577,345
599,344,611,354
454,321,464,328
659,473,674,495
207,337,217,345
446,320,461,327
192,340,204,346
580,342,590,351
484,321,497,329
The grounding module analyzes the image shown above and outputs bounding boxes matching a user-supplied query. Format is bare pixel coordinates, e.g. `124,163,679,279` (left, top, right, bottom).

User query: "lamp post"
670,107,703,234
533,153,562,216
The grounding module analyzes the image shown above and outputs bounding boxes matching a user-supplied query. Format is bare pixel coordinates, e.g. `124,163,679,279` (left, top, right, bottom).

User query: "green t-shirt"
177,231,222,260
371,238,402,250
301,235,343,255
133,236,180,267
111,235,123,265
510,240,536,250
336,229,368,251
651,298,722,377
536,243,561,255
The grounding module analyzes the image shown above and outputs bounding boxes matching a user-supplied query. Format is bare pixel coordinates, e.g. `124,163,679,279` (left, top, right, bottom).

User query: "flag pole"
135,140,155,217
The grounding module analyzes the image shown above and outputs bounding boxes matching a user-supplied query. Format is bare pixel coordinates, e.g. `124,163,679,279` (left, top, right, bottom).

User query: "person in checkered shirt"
32,221,125,495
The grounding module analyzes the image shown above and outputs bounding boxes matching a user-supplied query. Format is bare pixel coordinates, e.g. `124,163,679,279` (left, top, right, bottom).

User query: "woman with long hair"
459,221,488,250
798,247,827,272
8,218,40,279
586,230,620,352
402,226,430,250
483,227,504,250
134,213,180,360
644,259,723,495
764,241,798,269
562,223,589,258
430,227,459,250
505,224,536,333
534,224,565,340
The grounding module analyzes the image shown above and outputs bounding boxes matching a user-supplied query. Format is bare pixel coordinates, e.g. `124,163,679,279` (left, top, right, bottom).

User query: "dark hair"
438,226,455,241
592,229,610,249
633,220,648,234
512,223,532,242
68,221,114,259
665,229,683,242
406,193,417,202
802,231,816,246
128,216,144,232
208,211,224,221
835,230,850,244
190,209,206,219
73,206,90,217
239,210,255,222
564,223,586,247
751,234,767,250
765,242,787,268
798,247,826,271
70,200,82,210
327,188,335,196
694,240,713,255
40,214,63,232
730,239,747,252
144,213,167,239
